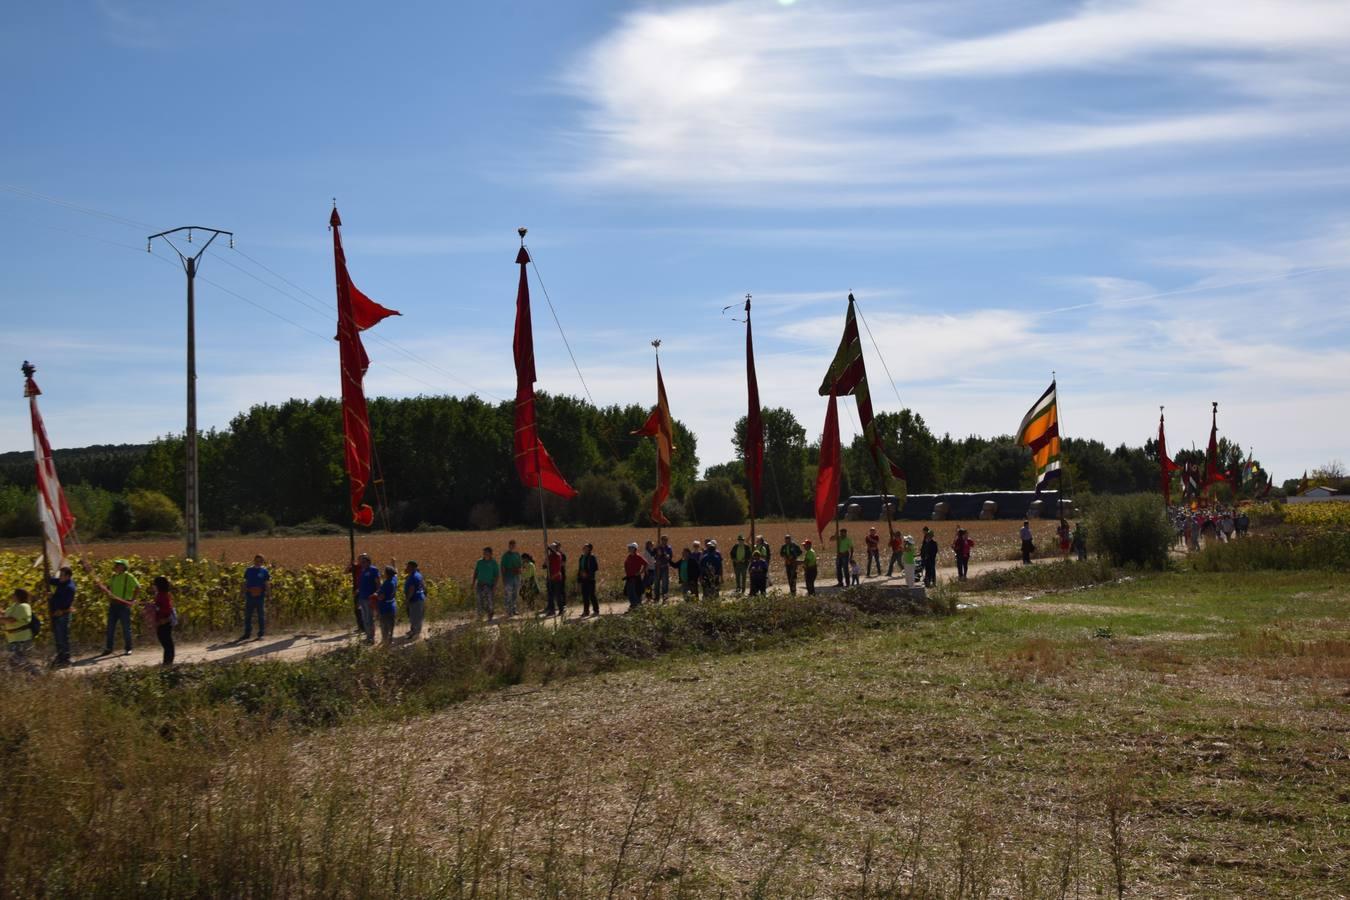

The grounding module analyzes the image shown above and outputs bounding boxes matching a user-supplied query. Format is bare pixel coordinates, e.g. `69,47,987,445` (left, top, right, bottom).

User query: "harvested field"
14,518,1064,581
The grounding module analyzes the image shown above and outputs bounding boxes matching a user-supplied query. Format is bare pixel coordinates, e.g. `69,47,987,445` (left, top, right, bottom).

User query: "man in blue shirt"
46,565,75,667
240,554,271,641
403,560,427,640
356,553,381,644
701,540,723,598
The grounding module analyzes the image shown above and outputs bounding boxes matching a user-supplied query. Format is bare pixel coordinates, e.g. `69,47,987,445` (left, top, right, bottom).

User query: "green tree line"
0,395,1264,538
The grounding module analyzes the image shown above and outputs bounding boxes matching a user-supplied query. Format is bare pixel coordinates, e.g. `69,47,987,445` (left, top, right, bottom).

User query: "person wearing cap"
623,542,649,609
240,554,271,642
748,550,769,596
403,561,427,638
729,535,751,595
865,527,882,577
778,534,802,595
700,539,723,599
99,559,139,656
543,542,567,617
355,552,381,642
833,528,854,588
802,539,818,595
577,542,600,617
473,547,499,621
500,540,523,617
951,528,974,581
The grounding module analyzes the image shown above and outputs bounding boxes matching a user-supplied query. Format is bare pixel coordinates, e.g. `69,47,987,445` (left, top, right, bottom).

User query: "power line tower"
147,226,233,560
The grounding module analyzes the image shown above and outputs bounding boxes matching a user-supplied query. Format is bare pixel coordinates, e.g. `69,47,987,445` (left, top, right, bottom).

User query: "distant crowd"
1170,507,1249,551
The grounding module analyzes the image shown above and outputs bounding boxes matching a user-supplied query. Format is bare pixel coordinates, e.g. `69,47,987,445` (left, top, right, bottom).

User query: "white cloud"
555,0,1350,204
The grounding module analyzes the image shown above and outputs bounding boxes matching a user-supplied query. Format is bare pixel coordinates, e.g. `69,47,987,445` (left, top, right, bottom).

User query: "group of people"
1171,507,1249,551
463,523,1005,620
350,553,428,644
3,558,181,671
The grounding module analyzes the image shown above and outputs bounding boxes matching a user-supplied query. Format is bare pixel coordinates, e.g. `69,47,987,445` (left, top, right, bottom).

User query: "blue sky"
3,0,1348,482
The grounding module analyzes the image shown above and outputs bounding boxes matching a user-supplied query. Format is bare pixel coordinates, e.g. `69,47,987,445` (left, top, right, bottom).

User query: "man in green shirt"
802,540,818,595
729,535,751,595
834,529,854,587
2,589,36,669
100,559,139,656
500,540,523,617
778,534,803,595
473,547,500,622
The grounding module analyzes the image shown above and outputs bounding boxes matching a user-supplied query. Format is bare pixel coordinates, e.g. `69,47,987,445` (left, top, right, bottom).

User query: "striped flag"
817,294,906,508
1017,380,1062,494
633,359,675,525
23,362,75,576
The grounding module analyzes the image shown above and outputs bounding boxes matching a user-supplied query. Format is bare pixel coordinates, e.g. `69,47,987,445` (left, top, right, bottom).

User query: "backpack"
26,611,41,639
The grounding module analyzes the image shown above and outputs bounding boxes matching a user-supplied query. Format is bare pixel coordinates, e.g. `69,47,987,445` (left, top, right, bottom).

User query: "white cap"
627,542,638,550
708,539,717,547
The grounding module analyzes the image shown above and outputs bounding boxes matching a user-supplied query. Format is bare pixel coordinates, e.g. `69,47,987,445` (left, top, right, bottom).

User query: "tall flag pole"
511,230,577,500
1202,401,1226,501
22,362,75,578
331,205,401,561
1016,379,1062,495
1158,406,1180,506
633,341,674,529
814,384,842,541
818,293,904,538
511,229,579,571
744,293,764,544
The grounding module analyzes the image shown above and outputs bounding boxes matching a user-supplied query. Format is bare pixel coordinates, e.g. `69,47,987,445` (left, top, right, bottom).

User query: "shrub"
1191,531,1350,571
572,474,629,526
236,511,275,534
467,501,500,531
684,478,748,525
1087,493,1171,569
126,490,183,533
65,484,118,538
412,521,450,533
0,484,38,538
956,558,1115,593
1243,501,1286,527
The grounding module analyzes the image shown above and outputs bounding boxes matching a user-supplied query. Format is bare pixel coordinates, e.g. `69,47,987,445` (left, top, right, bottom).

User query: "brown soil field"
39,518,1067,579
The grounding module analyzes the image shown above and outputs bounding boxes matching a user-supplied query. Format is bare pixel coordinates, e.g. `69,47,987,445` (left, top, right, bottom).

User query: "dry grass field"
35,517,1064,577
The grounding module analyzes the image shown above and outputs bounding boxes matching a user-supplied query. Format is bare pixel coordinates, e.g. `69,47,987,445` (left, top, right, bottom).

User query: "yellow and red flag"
1016,380,1061,493
814,384,842,539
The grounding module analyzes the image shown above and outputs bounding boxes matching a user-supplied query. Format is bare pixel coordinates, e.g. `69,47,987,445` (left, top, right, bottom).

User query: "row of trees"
0,393,1263,537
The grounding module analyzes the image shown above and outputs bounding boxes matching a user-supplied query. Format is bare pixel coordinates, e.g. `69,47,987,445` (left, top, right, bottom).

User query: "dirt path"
58,553,1062,674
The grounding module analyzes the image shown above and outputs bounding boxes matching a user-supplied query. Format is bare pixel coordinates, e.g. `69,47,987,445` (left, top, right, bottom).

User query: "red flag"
332,207,400,526
1203,402,1226,491
632,359,674,524
512,246,577,499
1158,408,1180,506
814,385,841,539
744,295,763,517
23,363,75,575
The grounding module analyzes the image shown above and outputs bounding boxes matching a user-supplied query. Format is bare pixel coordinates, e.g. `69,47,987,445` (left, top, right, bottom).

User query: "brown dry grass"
280,571,1349,897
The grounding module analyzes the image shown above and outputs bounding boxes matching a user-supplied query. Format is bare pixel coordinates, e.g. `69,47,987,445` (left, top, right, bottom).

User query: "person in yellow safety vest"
802,540,819,595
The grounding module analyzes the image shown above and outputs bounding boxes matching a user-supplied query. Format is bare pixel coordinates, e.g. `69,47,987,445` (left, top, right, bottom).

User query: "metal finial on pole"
21,360,35,380
147,224,233,561
518,226,528,246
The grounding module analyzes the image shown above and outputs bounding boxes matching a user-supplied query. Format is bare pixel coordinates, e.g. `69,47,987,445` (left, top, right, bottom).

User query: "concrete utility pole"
147,226,233,560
